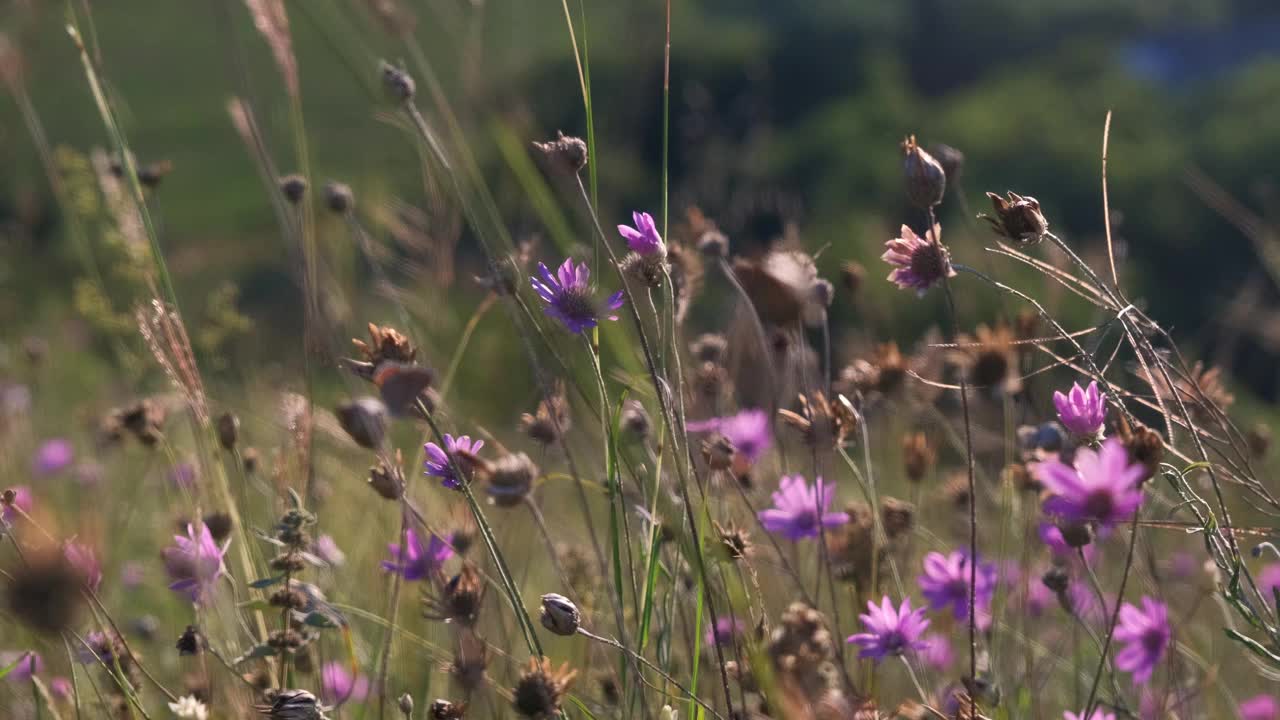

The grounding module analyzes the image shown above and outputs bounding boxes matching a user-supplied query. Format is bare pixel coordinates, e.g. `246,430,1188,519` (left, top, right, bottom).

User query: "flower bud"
1058,521,1093,549
1041,566,1070,594
279,174,307,204
397,693,414,717
335,397,387,449
531,131,588,176
381,61,416,101
902,135,946,209
323,181,355,214
216,411,239,450
539,593,581,636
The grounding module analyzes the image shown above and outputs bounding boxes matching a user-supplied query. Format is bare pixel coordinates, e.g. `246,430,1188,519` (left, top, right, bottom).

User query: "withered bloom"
901,135,946,209
531,131,588,176
424,564,485,626
520,382,571,446
880,497,915,541
428,699,467,719
715,521,753,561
483,452,538,507
982,191,1049,244
446,630,490,693
367,452,405,501
778,392,859,448
352,323,418,367
1150,361,1234,424
951,320,1023,396
1118,417,1164,483
323,181,354,214
901,432,935,482
512,657,577,719
6,549,85,634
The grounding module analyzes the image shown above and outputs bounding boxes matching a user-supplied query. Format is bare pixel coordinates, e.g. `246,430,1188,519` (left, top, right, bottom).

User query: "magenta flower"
1033,438,1145,527
161,522,230,605
1113,596,1170,684
1,651,42,682
1054,381,1106,438
424,434,483,490
381,528,452,581
1258,563,1280,601
618,211,666,257
530,258,625,334
64,540,103,594
917,550,997,620
1064,711,1115,720
168,462,198,489
32,438,73,476
758,474,849,541
704,616,744,648
49,676,72,700
321,661,370,705
882,223,954,295
847,595,930,661
2,485,32,525
687,409,772,465
1239,695,1279,720
312,535,345,567
917,632,952,670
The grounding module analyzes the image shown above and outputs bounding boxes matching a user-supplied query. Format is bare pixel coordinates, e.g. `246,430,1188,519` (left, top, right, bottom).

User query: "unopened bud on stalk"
902,135,946,209
397,693,414,717
380,61,416,101
279,174,308,205
540,593,581,636
323,181,355,214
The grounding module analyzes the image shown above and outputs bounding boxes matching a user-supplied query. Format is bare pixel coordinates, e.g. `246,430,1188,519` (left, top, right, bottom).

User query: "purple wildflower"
49,676,72,700
381,528,452,581
2,485,32,525
916,632,952,670
1054,381,1106,439
917,550,997,620
530,258,624,334
424,434,483,490
687,409,772,465
64,540,103,593
618,211,666,257
1064,711,1115,720
32,438,73,476
704,616,744,648
161,522,230,605
1113,596,1170,684
757,474,849,541
312,535,346,567
1258,563,1280,601
1,651,42,682
1033,438,1145,528
882,223,954,296
847,595,930,661
1239,695,1280,720
321,661,370,705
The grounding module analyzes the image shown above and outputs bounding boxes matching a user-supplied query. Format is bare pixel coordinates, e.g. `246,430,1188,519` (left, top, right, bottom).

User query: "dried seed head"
322,181,354,214
335,397,387,449
279,174,308,204
1002,462,1039,493
901,135,946,209
880,497,915,540
176,625,204,656
982,191,1049,244
702,433,735,471
539,593,581,636
352,323,418,366
6,549,85,634
1057,521,1093,549
367,455,404,501
689,333,728,364
778,392,858,448
901,432,935,482
620,399,651,439
428,698,467,719
1119,418,1164,482
255,688,327,719
397,694,414,718
424,564,485,626
484,452,538,507
531,131,588,176
380,61,416,101
696,228,729,258
941,471,971,507
203,511,234,544
520,384,570,446
513,657,577,719
242,447,261,474
715,521,752,561
216,411,240,450
620,251,668,288
1041,566,1070,594
446,630,490,692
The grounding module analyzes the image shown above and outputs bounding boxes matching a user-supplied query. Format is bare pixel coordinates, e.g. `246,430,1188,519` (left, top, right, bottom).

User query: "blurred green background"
3,0,1280,404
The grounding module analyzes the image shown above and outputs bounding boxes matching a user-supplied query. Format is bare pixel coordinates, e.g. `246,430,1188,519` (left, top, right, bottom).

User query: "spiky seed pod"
539,593,580,636
424,564,485,626
902,135,946,208
531,131,588,176
380,61,415,101
982,191,1049,243
512,658,577,719
322,181,354,214
216,411,240,450
279,174,308,204
620,251,668,288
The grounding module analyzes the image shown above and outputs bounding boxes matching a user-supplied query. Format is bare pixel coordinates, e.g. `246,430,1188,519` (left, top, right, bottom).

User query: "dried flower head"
1118,418,1164,482
901,431,935,482
446,630,490,692
177,625,204,656
428,699,467,720
696,228,729,258
880,497,915,540
484,452,538,507
778,392,858,448
512,657,577,719
367,453,405,501
520,383,571,446
715,521,753,561
1152,361,1234,424
424,564,485,626
6,549,86,634
882,223,954,295
279,174,307,204
334,397,387,449
982,191,1049,244
951,320,1023,396
689,333,728,364
901,135,946,209
322,181,354,214
531,131,588,175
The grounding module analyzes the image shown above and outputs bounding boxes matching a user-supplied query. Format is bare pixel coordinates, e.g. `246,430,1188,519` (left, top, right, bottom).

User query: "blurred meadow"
3,0,1280,718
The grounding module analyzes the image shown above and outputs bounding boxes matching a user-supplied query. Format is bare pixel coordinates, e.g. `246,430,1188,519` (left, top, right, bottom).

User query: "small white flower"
169,695,208,720
660,706,677,720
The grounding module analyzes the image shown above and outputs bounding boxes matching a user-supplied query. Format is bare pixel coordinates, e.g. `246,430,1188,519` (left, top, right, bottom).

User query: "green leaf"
249,575,284,589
